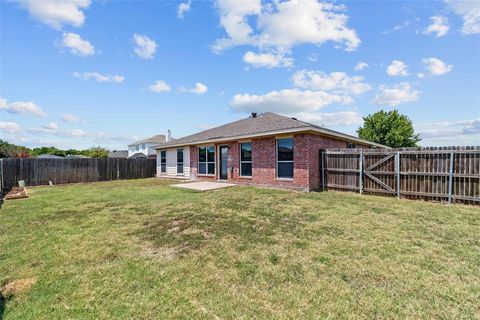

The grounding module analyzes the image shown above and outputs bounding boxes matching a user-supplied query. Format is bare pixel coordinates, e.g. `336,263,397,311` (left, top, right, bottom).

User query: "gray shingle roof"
128,134,166,146
154,112,387,149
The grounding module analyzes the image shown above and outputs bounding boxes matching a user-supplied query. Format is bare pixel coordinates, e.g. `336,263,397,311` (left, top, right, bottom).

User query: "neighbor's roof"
37,154,64,159
108,150,128,158
128,152,148,158
128,134,166,146
154,112,387,149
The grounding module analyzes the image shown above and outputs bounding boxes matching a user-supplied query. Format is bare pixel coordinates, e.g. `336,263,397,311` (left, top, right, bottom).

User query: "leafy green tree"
0,140,31,158
82,147,108,158
357,110,420,148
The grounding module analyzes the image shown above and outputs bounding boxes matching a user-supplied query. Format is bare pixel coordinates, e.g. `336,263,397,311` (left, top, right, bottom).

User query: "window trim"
276,138,294,180
198,146,215,176
239,142,252,178
160,150,167,174
176,148,184,176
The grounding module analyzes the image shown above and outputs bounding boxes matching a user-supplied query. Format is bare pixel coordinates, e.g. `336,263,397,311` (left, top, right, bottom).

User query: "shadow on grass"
135,192,325,257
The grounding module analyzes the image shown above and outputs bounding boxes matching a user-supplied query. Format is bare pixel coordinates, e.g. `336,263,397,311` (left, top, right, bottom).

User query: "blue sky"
1,0,479,150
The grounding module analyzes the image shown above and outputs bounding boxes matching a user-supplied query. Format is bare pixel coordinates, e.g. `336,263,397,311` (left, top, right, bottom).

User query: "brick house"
154,112,385,191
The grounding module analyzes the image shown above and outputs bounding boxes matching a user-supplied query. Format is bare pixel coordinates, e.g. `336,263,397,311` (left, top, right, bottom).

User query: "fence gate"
362,151,398,195
321,147,480,205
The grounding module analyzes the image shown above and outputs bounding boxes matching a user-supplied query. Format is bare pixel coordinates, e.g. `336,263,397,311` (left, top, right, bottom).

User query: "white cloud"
230,88,352,114
422,57,453,76
62,113,81,123
133,34,157,59
293,111,363,126
382,20,411,34
179,82,208,95
61,32,95,56
415,119,480,144
177,1,191,19
243,51,293,68
424,15,450,37
0,97,47,117
0,122,22,134
417,72,426,79
190,82,208,94
371,82,419,106
44,122,59,130
213,0,360,63
148,80,171,93
15,0,91,30
446,0,480,34
292,70,371,95
73,71,124,83
354,61,368,71
386,60,409,77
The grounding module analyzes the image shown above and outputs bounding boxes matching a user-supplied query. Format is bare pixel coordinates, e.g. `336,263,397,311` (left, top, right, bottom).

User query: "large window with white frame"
177,148,184,175
160,150,166,174
276,138,293,179
240,142,252,177
198,146,215,175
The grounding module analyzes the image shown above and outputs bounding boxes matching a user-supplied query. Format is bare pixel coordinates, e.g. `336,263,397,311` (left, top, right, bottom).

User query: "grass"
0,179,479,319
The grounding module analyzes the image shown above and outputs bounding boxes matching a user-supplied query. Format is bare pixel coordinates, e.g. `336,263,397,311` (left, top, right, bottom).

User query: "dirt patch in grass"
1,277,37,299
4,187,29,200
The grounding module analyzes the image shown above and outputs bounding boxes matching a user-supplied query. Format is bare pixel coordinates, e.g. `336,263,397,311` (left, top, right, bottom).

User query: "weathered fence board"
321,146,480,205
0,158,157,189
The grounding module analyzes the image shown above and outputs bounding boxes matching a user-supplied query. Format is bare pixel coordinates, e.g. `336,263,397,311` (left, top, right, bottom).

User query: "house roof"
128,134,166,146
37,154,64,159
128,152,148,158
154,112,388,149
108,150,128,158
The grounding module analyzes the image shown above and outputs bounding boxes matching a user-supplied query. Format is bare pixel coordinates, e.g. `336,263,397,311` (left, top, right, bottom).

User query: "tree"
0,140,31,158
82,147,108,158
357,110,420,148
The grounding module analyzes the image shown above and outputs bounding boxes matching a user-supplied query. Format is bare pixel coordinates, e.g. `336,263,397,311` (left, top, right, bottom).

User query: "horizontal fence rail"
320,146,480,205
0,158,157,189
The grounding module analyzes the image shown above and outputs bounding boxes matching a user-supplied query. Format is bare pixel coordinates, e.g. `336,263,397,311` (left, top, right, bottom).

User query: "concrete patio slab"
171,181,236,192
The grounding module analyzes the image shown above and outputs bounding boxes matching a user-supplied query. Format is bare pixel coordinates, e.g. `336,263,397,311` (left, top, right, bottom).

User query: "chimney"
166,129,172,142
251,112,257,118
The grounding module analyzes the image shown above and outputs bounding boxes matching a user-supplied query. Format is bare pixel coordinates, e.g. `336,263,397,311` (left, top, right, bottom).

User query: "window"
198,146,215,175
277,138,293,179
136,144,139,151
240,142,252,177
347,142,356,149
160,150,166,173
177,149,184,175
142,143,146,149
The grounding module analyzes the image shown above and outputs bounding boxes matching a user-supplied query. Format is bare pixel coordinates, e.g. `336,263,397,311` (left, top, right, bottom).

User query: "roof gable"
129,134,166,146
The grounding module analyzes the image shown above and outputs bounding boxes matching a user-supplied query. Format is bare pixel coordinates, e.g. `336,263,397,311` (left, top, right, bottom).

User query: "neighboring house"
66,155,90,159
128,152,148,159
154,112,386,191
108,150,128,158
37,154,64,159
128,132,171,159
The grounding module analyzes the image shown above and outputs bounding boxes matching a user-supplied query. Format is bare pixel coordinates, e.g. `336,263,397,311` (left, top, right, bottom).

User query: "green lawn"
0,179,479,319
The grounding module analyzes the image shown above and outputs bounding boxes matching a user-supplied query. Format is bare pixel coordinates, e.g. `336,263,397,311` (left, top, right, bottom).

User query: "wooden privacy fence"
320,147,480,205
0,158,157,189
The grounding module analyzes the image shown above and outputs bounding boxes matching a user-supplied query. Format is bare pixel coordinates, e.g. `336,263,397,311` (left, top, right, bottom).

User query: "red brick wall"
302,134,348,190
188,133,348,190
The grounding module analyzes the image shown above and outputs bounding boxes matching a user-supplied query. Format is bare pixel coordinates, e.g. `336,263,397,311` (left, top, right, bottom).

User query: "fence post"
0,159,3,192
116,159,120,180
395,151,401,199
359,149,363,194
448,152,455,204
319,149,326,191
